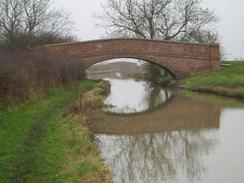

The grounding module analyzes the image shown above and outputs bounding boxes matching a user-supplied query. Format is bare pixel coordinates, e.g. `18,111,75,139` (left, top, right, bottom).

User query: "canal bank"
179,61,244,99
0,80,112,183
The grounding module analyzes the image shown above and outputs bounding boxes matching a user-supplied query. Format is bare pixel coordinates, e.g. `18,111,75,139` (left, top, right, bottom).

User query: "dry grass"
61,115,112,183
62,81,112,183
69,81,110,113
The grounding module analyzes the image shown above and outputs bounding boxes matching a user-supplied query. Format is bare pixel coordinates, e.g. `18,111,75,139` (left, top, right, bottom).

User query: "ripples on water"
90,77,244,183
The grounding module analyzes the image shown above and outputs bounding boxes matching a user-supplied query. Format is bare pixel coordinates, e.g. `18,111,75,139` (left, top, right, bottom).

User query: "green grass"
182,61,244,88
0,80,111,183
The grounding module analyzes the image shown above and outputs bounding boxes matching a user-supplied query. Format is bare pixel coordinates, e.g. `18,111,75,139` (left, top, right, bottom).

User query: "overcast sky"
54,0,244,60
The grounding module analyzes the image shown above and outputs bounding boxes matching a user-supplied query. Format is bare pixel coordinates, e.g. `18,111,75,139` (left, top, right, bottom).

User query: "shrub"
0,49,85,109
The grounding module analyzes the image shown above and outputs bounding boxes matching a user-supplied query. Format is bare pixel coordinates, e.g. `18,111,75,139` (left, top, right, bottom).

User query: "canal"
88,65,244,183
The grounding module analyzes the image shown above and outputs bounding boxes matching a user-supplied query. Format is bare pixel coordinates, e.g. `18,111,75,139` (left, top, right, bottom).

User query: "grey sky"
54,0,244,59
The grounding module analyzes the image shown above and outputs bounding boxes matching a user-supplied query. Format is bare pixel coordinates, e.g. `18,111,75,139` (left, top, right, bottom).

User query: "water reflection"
92,95,220,134
104,79,172,114
92,79,244,183
96,130,217,183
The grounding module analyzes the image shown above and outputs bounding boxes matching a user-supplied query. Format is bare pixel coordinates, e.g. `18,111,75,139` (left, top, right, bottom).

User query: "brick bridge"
40,38,221,79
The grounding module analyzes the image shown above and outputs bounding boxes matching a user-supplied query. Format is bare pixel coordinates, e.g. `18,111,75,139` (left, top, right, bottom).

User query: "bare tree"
22,0,51,46
0,0,73,48
22,0,73,47
191,29,219,44
0,0,23,47
95,0,219,43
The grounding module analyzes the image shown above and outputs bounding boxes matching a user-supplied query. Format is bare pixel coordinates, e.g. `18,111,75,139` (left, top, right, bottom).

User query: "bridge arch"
39,38,221,79
87,56,177,79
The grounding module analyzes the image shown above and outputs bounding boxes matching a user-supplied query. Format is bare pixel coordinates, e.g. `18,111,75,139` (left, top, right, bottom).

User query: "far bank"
179,61,244,99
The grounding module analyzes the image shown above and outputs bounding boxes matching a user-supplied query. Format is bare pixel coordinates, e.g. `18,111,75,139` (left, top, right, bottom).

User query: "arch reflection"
103,79,173,114
94,95,221,183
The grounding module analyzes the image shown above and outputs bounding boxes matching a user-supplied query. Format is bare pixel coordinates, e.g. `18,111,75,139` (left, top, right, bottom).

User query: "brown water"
92,79,244,183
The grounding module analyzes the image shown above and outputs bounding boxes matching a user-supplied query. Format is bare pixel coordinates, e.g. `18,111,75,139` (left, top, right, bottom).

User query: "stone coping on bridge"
41,38,220,48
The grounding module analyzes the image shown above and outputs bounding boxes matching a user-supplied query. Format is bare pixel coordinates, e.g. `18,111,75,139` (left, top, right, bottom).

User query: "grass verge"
180,61,244,98
0,80,112,183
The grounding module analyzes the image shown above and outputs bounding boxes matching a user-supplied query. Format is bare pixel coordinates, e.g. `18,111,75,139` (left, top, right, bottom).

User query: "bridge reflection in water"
103,79,173,114
91,81,220,134
89,79,222,183
96,131,218,183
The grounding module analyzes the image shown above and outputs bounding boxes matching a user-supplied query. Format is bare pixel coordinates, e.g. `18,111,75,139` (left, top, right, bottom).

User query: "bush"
0,49,85,109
